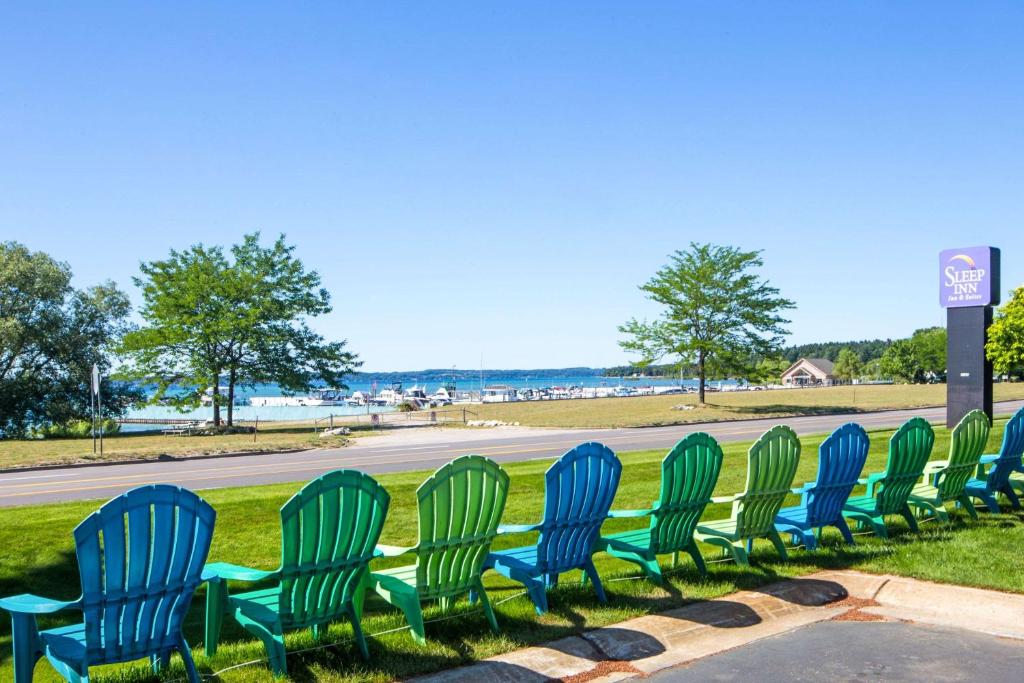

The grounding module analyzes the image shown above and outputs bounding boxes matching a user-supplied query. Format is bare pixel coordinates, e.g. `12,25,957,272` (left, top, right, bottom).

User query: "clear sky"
2,3,1021,371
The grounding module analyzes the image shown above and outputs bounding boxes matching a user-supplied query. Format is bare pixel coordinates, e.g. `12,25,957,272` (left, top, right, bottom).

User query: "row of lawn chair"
4,406,1024,682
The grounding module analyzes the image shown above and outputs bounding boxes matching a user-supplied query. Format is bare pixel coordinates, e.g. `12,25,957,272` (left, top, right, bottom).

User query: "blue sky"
2,3,1021,370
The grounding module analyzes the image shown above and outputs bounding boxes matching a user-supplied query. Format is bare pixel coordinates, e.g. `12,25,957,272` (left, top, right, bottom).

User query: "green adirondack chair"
842,417,934,537
908,409,989,522
694,426,800,566
597,433,723,582
203,470,390,676
369,455,509,645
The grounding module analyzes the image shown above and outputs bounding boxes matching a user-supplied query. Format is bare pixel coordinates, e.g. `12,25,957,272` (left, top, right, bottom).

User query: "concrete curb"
409,571,1024,683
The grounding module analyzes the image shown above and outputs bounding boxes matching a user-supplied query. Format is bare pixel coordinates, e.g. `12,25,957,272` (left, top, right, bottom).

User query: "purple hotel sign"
939,246,1000,308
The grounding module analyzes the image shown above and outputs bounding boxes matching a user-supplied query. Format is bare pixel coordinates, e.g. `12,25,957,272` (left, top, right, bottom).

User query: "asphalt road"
2,400,1021,507
645,621,1024,682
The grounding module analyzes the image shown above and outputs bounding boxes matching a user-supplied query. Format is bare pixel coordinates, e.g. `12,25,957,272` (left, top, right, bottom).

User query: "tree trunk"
697,352,706,406
211,379,221,427
227,367,236,427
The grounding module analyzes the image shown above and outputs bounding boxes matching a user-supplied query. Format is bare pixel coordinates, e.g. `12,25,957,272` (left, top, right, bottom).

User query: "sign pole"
939,246,1000,427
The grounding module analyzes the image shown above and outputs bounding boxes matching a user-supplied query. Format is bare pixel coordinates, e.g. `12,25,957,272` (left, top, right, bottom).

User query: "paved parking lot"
648,621,1024,682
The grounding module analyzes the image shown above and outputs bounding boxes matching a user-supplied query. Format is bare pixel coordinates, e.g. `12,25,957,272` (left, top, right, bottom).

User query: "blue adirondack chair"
965,406,1024,512
0,485,216,683
775,423,870,550
482,442,622,614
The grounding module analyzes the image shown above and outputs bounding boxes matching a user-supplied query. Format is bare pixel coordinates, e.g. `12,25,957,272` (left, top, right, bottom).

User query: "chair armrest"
858,471,886,496
923,460,948,474
203,562,278,582
711,493,740,504
790,484,811,495
979,454,999,464
374,544,417,557
497,523,543,534
0,594,80,615
607,508,654,518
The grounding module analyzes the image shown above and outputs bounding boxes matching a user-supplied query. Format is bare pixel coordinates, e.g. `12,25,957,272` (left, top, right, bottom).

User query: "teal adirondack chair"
909,410,989,522
0,485,216,683
694,426,801,566
203,470,390,676
597,433,723,582
369,455,509,645
843,417,934,537
966,406,1024,512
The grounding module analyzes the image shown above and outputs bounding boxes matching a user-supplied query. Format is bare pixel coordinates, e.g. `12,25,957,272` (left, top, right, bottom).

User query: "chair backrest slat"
985,407,1024,491
936,410,990,501
650,433,723,554
735,426,801,536
536,442,622,573
876,417,934,514
416,456,509,598
73,485,215,665
278,470,390,627
806,423,870,526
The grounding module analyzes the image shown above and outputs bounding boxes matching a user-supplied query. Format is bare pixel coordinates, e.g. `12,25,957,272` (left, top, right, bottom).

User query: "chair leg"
394,592,427,645
236,610,288,676
178,638,201,683
151,650,170,674
583,560,608,603
204,577,228,657
767,530,789,561
1005,486,1022,510
672,551,680,568
522,574,549,614
834,516,855,545
900,505,920,532
349,603,370,661
10,613,42,683
959,494,978,521
730,542,750,567
684,541,707,578
475,580,501,634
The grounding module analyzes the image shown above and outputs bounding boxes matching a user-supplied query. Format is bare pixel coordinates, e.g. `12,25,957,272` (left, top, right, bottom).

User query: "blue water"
123,375,736,431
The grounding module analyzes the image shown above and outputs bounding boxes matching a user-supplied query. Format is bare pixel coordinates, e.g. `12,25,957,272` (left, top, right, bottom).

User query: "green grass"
1,419,1023,682
466,383,1024,428
0,423,382,470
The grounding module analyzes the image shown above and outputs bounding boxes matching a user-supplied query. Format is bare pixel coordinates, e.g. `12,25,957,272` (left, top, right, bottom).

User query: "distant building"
781,358,836,387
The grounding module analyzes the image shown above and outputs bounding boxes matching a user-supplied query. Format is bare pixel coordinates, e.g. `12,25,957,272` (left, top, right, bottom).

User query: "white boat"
481,385,518,403
249,388,349,407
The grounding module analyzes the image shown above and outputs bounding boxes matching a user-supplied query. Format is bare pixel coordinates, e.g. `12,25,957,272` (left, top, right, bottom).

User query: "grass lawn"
466,383,1024,428
0,423,375,470
1,418,1023,681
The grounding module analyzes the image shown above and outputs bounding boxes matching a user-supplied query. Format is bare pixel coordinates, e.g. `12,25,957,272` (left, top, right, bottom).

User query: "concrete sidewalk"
411,571,1024,683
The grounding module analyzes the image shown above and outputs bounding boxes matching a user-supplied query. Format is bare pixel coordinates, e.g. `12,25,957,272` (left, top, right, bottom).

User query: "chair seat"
601,528,653,551
230,586,283,626
695,518,738,540
843,495,878,514
775,505,811,527
39,622,88,667
910,483,941,504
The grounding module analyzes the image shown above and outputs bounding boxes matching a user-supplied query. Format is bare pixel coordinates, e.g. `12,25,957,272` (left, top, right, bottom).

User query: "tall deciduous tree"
119,233,360,426
832,347,863,383
619,243,794,405
879,339,922,383
0,242,141,437
909,327,947,378
987,286,1024,379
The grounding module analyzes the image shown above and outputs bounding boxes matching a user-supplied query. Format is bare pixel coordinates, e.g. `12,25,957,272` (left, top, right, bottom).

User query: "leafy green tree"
909,327,947,378
619,243,794,404
879,339,923,383
832,347,863,383
987,286,1024,379
120,233,360,426
0,242,141,437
